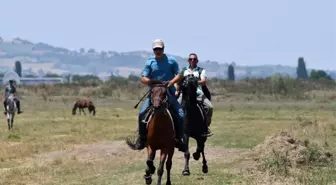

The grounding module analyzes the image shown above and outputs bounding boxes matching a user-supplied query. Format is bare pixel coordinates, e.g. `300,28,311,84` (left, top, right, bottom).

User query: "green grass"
0,96,336,184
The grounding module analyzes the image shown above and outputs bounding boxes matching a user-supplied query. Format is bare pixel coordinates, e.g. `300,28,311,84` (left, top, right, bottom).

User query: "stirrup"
202,130,214,137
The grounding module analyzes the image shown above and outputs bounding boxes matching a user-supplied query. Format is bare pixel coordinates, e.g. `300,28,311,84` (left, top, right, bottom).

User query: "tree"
228,64,235,81
88,48,96,54
296,57,308,79
15,61,22,77
310,69,332,80
100,51,107,59
44,73,61,78
79,48,85,54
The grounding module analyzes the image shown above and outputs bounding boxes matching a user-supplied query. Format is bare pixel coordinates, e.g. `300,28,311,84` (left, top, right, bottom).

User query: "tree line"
1,58,334,83
227,57,333,81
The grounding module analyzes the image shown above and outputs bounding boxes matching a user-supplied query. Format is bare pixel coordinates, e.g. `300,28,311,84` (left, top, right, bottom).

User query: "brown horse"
126,82,175,185
72,99,96,116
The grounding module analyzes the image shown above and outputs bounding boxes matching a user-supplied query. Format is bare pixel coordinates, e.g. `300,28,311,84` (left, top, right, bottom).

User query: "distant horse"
5,95,16,130
126,81,175,185
179,74,208,176
72,99,96,116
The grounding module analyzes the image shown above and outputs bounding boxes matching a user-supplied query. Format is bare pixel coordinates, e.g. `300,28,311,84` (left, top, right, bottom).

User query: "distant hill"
0,37,335,79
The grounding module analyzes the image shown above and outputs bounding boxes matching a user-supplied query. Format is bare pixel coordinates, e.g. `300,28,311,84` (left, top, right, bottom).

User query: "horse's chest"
183,70,200,78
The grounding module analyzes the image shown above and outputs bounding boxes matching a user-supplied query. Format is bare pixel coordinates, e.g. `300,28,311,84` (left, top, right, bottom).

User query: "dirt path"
0,140,300,185
4,140,254,172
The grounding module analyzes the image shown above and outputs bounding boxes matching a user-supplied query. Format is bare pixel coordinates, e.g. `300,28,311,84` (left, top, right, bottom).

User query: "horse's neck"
182,91,198,104
73,103,78,110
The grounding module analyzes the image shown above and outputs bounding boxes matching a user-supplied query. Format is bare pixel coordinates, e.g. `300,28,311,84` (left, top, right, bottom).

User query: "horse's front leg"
165,147,174,185
144,146,156,185
82,108,86,115
7,117,10,130
157,150,167,185
196,137,208,174
192,136,203,161
182,134,190,176
10,114,14,130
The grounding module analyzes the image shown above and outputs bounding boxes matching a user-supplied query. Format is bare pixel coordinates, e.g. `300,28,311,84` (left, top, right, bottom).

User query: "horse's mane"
181,77,198,104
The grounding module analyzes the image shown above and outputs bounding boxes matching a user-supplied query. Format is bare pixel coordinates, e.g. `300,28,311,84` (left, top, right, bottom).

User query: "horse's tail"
125,131,139,150
88,101,96,116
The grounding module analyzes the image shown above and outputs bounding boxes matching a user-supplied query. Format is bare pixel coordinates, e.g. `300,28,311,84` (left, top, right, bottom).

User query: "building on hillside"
0,70,65,85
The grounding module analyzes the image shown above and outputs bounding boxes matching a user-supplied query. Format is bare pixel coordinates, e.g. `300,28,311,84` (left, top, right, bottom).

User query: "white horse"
5,94,16,130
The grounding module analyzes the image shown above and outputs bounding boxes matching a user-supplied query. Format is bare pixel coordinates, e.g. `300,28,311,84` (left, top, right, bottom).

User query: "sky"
0,0,335,70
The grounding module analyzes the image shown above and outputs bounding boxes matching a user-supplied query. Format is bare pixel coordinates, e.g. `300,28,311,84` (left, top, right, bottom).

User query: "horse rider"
2,80,23,115
134,39,186,152
175,53,214,137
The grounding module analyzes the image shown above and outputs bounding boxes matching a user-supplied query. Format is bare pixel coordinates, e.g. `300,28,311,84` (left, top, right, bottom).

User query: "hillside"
0,37,335,79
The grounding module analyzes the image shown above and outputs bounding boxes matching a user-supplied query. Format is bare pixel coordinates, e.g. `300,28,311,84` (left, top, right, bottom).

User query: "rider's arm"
174,83,180,92
12,86,17,95
140,59,153,85
198,69,207,86
169,74,183,87
168,58,183,87
140,76,151,85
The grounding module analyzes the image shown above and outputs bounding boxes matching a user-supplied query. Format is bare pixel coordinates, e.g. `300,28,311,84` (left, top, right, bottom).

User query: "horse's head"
150,83,168,110
72,102,77,115
181,74,198,102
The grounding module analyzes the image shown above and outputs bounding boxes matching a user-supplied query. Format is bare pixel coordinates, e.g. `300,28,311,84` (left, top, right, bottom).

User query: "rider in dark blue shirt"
3,80,23,114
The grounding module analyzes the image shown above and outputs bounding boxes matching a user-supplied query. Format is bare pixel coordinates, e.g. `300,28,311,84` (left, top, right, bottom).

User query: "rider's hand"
175,91,180,97
167,80,174,87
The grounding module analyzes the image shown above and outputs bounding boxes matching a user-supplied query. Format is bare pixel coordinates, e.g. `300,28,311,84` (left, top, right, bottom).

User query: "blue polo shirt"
141,54,180,93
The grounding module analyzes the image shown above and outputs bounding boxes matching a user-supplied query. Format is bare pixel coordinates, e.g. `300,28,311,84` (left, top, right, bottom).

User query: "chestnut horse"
72,99,96,116
126,82,175,185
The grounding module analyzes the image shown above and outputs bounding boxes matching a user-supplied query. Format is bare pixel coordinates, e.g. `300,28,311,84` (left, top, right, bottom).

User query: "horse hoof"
202,165,208,174
182,169,190,176
193,152,200,161
144,175,152,185
166,180,171,185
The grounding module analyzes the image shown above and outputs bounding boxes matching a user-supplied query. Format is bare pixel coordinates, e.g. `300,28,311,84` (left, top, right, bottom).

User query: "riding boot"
134,118,147,150
16,100,23,114
201,107,213,137
171,113,186,152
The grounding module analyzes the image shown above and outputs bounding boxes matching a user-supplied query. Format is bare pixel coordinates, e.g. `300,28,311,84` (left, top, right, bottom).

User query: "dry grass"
0,83,336,184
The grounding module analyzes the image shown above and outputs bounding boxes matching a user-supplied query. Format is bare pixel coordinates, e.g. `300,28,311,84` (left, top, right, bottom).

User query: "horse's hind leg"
165,148,174,185
182,135,191,176
82,108,86,115
144,147,156,185
157,150,167,185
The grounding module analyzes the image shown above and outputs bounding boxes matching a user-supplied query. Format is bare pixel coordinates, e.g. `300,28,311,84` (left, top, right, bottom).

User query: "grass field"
0,91,336,185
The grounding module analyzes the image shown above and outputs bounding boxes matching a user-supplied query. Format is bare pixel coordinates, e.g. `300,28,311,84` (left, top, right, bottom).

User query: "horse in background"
126,81,175,185
179,74,209,176
5,95,16,130
72,99,96,116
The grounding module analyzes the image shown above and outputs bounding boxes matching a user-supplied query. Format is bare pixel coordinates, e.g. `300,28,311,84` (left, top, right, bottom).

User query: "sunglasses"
153,48,163,51
188,58,198,62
